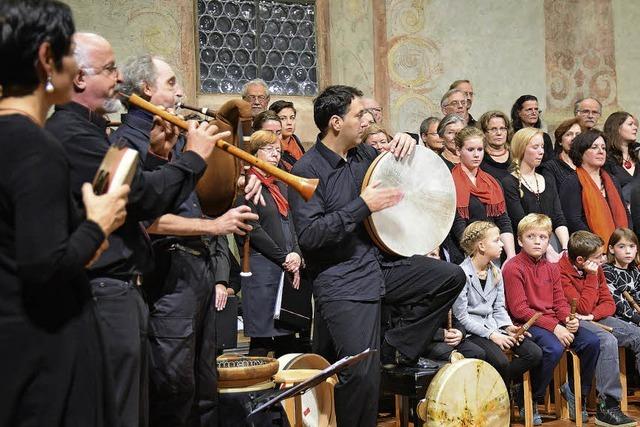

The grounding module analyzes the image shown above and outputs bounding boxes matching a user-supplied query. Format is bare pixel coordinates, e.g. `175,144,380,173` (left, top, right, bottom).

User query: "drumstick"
589,320,613,333
623,291,640,313
240,237,252,277
513,312,542,339
569,298,577,321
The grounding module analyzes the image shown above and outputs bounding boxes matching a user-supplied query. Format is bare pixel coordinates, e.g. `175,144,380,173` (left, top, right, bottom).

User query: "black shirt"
289,139,384,303
604,158,640,204
46,102,206,278
451,195,513,242
539,157,576,193
480,153,512,181
500,173,567,233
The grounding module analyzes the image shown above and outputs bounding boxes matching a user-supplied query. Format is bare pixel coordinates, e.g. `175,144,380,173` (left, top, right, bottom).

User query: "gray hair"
437,114,465,137
574,97,602,115
440,89,464,108
419,116,440,135
119,54,160,103
73,32,109,70
241,79,270,98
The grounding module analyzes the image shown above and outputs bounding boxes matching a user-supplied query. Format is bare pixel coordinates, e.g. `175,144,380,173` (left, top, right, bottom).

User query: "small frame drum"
217,356,279,389
416,358,510,426
362,145,456,257
277,353,337,427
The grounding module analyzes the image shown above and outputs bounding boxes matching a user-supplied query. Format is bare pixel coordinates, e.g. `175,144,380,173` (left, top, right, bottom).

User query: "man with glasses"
242,78,270,118
449,80,476,126
441,89,470,125
575,97,603,130
362,97,383,124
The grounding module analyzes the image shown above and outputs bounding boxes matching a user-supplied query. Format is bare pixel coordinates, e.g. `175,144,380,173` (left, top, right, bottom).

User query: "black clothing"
480,153,512,181
604,158,640,204
542,132,554,163
46,101,207,427
451,195,513,242
539,157,576,193
468,114,477,127
0,115,115,426
440,153,457,171
631,184,640,238
290,139,465,427
466,335,542,383
500,173,567,234
559,172,629,233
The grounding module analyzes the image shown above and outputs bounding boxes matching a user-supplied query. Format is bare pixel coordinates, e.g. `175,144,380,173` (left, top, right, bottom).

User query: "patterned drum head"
362,145,456,257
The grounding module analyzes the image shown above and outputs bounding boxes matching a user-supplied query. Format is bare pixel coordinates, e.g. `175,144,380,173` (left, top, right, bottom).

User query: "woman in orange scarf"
269,100,306,172
450,127,516,259
559,130,629,243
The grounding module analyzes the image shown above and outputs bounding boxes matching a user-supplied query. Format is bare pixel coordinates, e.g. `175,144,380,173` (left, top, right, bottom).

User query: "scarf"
248,166,289,217
576,167,628,243
451,164,506,219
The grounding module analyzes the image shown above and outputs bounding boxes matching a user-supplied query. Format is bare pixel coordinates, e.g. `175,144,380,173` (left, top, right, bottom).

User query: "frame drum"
277,353,337,427
362,145,456,257
416,358,510,426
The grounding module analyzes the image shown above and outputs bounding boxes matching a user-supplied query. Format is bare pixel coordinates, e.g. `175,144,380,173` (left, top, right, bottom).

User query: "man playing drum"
288,85,466,426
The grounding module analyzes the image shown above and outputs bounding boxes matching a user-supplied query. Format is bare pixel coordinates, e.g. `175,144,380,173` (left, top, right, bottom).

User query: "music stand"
248,348,375,421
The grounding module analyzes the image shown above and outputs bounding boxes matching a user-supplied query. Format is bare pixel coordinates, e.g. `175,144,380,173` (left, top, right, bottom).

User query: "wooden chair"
505,350,535,427
554,349,584,427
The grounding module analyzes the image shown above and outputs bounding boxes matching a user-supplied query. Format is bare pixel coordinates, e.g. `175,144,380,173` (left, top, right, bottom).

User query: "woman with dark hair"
510,95,554,162
559,130,629,243
269,100,306,171
479,110,513,180
0,0,128,425
540,117,581,192
603,111,639,203
235,130,305,357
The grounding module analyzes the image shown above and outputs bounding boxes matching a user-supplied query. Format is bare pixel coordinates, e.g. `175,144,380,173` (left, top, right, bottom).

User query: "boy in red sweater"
559,230,637,426
503,214,599,425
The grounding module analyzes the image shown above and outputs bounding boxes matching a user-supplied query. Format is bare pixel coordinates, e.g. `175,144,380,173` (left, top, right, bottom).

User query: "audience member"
540,118,581,192
441,89,470,125
362,97,383,124
362,123,391,152
242,79,270,118
270,100,305,172
511,95,554,162
438,113,466,169
575,97,603,130
479,110,512,180
420,116,443,152
603,111,639,203
604,228,640,325
449,80,476,126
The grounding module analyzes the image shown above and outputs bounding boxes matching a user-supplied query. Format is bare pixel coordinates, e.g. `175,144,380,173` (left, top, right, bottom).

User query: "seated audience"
362,124,391,152
604,227,640,325
362,97,383,124
242,79,270,118
479,110,513,180
450,127,516,259
559,130,629,242
558,231,637,426
452,221,542,389
510,95,554,162
441,89,470,125
269,100,305,172
362,109,377,128
253,109,283,137
501,128,568,260
438,113,465,169
575,97,603,130
603,111,639,203
540,117,581,192
420,116,443,153
503,214,600,425
449,79,476,125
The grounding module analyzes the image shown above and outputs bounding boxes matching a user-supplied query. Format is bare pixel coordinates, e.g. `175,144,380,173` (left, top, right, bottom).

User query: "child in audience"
503,213,600,425
559,230,637,426
453,221,542,411
604,227,640,325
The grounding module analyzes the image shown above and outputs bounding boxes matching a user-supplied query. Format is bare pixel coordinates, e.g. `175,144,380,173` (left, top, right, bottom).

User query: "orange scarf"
576,167,628,242
281,135,304,161
451,164,506,219
248,167,289,217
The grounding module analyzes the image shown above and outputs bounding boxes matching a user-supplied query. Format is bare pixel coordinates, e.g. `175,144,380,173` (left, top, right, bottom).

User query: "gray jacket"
452,257,513,338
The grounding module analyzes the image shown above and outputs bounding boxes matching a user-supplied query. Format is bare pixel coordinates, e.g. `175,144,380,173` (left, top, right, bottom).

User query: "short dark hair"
419,116,440,136
568,230,604,262
569,129,604,167
313,85,363,137
252,110,281,132
269,100,296,115
511,95,541,131
0,0,75,97
553,117,581,155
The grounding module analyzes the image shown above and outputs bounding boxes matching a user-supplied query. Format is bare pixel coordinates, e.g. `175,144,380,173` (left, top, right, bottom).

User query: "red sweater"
558,254,615,320
503,251,571,331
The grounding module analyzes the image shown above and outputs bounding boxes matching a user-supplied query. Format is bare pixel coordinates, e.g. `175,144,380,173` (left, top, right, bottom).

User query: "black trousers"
91,277,149,427
147,249,217,427
423,338,486,361
465,335,542,384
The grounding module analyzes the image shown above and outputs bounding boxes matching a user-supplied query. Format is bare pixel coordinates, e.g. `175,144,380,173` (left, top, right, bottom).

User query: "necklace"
0,107,40,125
623,155,634,170
520,173,540,202
487,146,508,158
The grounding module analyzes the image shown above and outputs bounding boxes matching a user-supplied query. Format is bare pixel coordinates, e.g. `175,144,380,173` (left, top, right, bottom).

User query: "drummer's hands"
444,328,463,347
361,180,403,212
184,120,231,160
386,132,416,159
214,283,228,311
243,173,266,206
149,109,181,158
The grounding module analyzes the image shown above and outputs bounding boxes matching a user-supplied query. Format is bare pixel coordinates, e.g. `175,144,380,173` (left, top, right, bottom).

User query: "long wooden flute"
623,291,640,313
514,312,542,339
121,93,319,201
569,298,577,321
589,321,613,333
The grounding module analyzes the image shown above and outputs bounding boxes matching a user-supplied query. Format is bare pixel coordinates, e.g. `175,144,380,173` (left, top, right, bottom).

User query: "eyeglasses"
445,100,466,108
577,109,601,116
83,62,118,77
244,95,268,103
487,127,508,134
259,146,281,155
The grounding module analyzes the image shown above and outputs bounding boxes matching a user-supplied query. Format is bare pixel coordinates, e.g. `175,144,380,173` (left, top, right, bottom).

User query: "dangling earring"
45,75,54,93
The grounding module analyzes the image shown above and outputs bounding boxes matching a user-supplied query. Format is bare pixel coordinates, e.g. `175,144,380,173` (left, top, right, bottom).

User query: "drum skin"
362,145,456,257
217,356,279,389
417,358,510,427
277,353,337,427
196,99,253,217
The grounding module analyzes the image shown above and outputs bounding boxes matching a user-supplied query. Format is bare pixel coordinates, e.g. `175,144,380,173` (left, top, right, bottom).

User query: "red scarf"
576,167,628,243
248,167,289,217
451,164,506,219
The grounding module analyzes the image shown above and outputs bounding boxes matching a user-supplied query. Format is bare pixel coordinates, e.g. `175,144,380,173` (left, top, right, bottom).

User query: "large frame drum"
362,145,456,257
